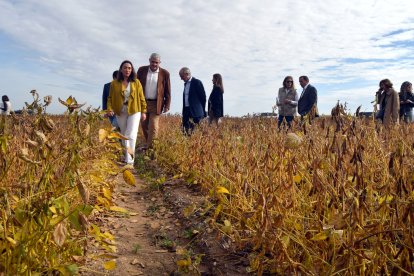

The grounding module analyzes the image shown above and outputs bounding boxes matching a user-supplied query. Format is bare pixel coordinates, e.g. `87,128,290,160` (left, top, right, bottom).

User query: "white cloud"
0,0,413,115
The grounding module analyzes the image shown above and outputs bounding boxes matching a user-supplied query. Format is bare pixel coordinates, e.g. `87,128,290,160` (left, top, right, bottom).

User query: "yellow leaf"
222,219,232,234
216,186,230,195
109,206,128,213
98,129,108,143
214,204,223,219
176,258,191,272
293,174,302,183
6,236,17,246
379,195,393,205
97,196,110,208
103,260,117,270
311,231,329,241
102,231,115,241
49,206,57,214
123,170,136,186
108,132,129,140
102,187,112,200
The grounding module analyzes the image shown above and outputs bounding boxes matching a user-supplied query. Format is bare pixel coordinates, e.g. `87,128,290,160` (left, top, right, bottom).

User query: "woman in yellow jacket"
107,60,147,164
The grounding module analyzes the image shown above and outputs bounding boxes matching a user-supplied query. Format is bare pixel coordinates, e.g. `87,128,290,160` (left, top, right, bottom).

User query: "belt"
146,99,157,101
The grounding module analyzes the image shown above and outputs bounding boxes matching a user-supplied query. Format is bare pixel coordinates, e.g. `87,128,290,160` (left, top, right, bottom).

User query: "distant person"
0,95,11,115
376,79,399,126
137,53,171,149
103,70,119,127
276,76,298,129
179,67,206,135
399,81,414,123
207,73,224,127
106,60,147,164
298,76,318,120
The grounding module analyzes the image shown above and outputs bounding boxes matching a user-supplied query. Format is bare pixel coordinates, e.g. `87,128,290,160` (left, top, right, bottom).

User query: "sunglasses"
286,80,293,83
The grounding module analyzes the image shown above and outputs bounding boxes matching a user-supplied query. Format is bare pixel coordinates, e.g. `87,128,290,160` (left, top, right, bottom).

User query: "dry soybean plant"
152,108,414,275
0,91,128,274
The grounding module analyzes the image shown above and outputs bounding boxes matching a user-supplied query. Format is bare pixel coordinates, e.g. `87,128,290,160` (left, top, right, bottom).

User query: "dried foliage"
0,91,128,274
152,106,414,275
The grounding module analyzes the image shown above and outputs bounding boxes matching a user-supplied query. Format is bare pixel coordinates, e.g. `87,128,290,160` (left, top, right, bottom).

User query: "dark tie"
300,88,305,99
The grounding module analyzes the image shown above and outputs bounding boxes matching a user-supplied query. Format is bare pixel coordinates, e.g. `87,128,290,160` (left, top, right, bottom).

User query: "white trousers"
116,111,141,164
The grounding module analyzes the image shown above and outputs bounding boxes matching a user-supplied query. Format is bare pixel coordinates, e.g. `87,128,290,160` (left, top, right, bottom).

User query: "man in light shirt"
137,53,171,149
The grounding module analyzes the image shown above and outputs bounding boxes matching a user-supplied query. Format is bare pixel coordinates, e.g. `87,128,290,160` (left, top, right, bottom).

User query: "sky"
0,0,413,116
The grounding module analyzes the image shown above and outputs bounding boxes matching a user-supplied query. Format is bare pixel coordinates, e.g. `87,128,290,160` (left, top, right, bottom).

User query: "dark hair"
112,70,119,79
283,76,295,89
213,73,224,93
380,79,393,89
1,95,8,112
400,81,412,93
299,76,309,82
117,60,137,82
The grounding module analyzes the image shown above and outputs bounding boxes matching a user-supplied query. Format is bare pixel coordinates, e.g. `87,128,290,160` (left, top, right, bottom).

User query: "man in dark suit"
298,75,318,119
137,53,171,149
102,70,119,127
179,67,206,135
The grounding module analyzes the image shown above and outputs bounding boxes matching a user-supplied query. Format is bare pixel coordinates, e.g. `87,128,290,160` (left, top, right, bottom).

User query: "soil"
82,152,251,276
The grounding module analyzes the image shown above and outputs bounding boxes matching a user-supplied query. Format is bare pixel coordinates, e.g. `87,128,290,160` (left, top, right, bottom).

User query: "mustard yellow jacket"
107,79,147,115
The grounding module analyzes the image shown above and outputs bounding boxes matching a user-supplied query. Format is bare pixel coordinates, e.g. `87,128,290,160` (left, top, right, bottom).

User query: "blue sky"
0,0,414,116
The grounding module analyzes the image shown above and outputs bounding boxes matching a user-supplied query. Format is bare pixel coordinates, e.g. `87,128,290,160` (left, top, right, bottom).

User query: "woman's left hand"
141,113,147,121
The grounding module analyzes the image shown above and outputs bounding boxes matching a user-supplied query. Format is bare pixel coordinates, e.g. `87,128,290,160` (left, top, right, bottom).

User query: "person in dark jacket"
208,73,224,126
179,67,206,135
102,70,119,127
298,76,318,120
137,53,171,149
0,95,11,115
399,81,414,123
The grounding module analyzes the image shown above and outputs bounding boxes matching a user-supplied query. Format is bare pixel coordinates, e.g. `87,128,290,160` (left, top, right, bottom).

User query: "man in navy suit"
179,67,206,135
298,75,318,119
102,70,119,127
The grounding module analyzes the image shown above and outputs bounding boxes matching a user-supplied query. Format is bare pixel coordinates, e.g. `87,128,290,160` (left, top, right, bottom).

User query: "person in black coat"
399,81,414,123
298,75,318,120
208,73,224,126
102,70,119,127
179,67,206,135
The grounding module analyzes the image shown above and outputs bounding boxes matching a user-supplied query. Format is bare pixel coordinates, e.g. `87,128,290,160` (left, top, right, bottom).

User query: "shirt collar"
149,67,160,73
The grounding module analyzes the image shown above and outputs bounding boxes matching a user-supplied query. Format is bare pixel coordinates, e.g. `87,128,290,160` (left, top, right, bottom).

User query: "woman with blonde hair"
208,73,224,126
107,60,147,164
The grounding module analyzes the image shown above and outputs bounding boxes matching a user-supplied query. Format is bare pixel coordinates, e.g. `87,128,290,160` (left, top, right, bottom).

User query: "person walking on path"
102,70,119,127
179,67,206,135
207,73,224,127
106,60,147,164
137,53,171,149
276,76,298,129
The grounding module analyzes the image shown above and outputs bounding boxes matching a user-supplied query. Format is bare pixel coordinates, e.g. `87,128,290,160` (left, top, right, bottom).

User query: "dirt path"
84,155,251,275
